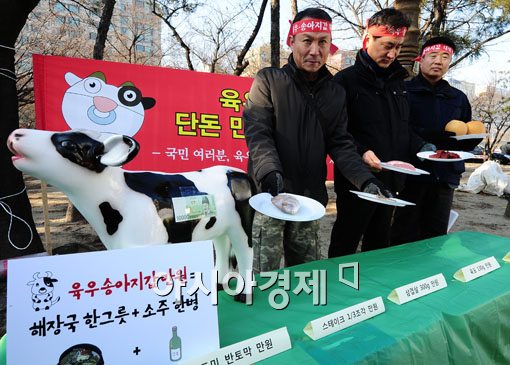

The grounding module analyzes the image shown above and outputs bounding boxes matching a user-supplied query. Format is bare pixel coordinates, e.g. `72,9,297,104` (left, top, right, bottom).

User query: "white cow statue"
7,128,255,302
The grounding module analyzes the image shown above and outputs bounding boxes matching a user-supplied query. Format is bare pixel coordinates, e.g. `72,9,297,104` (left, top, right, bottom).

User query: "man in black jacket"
243,8,391,272
329,8,427,257
391,36,480,244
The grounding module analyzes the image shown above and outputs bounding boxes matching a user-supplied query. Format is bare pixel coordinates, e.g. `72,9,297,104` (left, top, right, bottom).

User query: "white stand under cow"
7,129,255,301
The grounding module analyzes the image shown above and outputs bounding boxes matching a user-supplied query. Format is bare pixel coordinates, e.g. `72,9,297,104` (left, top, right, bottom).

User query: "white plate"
416,150,475,162
350,191,415,207
249,193,325,222
380,162,430,175
450,133,488,140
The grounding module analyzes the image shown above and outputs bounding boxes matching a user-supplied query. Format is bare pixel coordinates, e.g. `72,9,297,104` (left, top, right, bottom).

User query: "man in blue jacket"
391,36,481,244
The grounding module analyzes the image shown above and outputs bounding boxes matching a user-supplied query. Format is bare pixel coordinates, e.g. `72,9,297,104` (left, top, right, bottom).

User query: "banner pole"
41,180,52,255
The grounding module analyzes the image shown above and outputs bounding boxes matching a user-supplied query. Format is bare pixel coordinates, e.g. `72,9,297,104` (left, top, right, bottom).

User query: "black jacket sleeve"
243,69,282,183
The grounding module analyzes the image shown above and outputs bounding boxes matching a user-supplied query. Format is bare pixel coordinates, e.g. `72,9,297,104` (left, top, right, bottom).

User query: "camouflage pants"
252,211,320,273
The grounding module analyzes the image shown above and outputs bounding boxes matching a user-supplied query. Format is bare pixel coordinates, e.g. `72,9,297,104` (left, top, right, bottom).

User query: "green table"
218,231,510,364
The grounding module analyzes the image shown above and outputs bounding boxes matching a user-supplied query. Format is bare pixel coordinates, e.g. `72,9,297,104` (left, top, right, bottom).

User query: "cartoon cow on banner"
27,271,61,311
8,129,255,301
62,71,156,137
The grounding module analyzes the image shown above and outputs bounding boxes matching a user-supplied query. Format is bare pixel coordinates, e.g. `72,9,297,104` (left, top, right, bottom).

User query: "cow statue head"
7,129,139,190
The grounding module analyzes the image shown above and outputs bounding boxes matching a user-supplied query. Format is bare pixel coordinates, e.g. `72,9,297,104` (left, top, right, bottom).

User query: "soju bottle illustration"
169,325,182,361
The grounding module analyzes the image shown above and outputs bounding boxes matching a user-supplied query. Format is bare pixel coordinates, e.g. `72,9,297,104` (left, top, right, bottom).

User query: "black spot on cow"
51,131,140,173
205,217,216,229
227,171,256,248
99,202,123,235
124,172,206,242
51,132,107,173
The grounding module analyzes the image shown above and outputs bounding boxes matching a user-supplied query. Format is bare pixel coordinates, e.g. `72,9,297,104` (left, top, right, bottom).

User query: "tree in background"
93,0,116,60
394,0,420,70
472,72,510,155
271,0,280,67
151,0,268,75
0,0,44,260
291,0,298,18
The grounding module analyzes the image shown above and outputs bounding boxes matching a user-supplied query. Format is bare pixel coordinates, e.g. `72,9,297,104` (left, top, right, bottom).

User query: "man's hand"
362,150,382,171
261,171,284,196
362,178,394,198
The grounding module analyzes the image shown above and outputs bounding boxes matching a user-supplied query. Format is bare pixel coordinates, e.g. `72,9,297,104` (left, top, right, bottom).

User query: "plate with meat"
349,191,415,207
380,160,430,175
249,193,325,222
417,150,475,162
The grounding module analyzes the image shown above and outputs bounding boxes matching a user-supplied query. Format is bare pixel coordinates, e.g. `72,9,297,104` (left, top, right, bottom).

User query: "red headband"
286,18,339,54
414,44,454,61
362,23,408,50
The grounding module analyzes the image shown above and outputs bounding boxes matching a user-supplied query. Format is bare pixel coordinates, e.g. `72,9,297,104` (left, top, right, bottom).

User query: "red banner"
33,54,253,173
33,55,334,178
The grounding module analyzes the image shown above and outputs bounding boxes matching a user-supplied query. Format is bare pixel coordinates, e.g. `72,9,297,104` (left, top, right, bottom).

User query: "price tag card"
454,256,501,282
182,327,291,365
503,252,510,263
388,273,447,305
303,296,385,340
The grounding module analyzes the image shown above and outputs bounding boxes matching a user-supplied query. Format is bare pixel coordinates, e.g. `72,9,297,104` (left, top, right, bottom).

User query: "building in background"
446,78,476,100
328,49,356,74
21,0,162,65
16,0,162,127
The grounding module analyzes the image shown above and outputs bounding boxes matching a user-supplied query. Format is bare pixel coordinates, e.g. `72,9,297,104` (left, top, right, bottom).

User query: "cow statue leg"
212,234,230,290
227,225,253,303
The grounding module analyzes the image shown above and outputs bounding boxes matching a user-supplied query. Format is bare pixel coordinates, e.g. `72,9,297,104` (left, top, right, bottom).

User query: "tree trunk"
394,0,421,74
431,0,449,36
234,0,269,76
0,0,44,259
291,0,298,19
93,0,116,60
270,0,280,67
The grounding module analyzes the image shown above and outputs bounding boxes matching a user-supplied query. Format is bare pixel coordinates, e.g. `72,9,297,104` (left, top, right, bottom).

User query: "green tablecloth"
218,231,510,364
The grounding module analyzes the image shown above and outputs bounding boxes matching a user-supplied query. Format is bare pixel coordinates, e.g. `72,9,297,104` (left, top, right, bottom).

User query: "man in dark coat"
243,8,391,272
391,36,481,244
329,8,427,257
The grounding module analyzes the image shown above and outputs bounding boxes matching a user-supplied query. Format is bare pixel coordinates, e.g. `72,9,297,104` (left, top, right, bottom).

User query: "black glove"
362,178,394,198
457,138,483,152
419,143,437,153
261,171,284,196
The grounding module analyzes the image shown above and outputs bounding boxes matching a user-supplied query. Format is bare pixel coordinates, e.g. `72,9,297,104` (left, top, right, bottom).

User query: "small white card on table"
454,256,501,282
303,296,385,340
182,327,292,365
388,273,447,305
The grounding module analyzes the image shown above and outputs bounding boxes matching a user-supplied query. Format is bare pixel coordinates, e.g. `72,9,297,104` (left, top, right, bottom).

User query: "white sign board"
387,273,447,305
7,241,219,364
453,256,501,282
304,296,385,340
